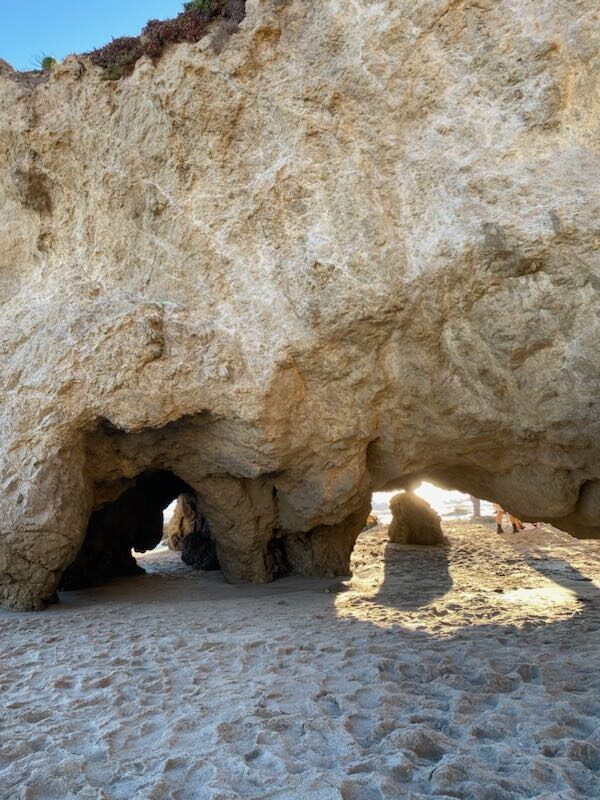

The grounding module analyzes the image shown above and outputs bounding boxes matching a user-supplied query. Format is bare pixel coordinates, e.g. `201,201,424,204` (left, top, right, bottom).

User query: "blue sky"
0,1,186,71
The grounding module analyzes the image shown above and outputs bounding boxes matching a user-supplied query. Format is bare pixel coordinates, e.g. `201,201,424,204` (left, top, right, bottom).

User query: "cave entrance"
59,470,219,591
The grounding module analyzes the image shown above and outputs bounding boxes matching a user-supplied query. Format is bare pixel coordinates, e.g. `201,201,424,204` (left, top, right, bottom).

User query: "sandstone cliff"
0,0,598,609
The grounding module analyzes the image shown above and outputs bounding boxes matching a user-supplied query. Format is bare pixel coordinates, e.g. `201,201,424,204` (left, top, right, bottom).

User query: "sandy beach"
1,522,599,799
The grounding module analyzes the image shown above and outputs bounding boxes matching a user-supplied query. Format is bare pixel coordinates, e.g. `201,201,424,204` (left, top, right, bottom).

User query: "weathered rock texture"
388,493,444,546
165,494,196,551
0,0,599,609
177,494,220,571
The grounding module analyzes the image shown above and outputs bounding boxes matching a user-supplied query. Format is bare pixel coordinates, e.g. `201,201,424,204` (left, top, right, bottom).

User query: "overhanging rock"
0,0,598,609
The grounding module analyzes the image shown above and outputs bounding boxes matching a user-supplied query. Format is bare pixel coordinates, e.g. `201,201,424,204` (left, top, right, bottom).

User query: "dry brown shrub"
86,1,246,80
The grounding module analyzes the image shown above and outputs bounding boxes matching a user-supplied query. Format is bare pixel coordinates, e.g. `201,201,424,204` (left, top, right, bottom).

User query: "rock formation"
388,493,444,546
172,493,220,571
0,0,599,609
165,494,196,551
363,513,380,531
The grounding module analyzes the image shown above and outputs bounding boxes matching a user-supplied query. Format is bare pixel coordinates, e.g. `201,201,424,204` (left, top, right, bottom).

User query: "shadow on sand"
375,540,453,611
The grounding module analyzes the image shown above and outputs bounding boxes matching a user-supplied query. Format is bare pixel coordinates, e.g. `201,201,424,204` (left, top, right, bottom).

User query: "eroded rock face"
165,494,196,551
177,495,220,571
388,493,444,547
0,0,599,609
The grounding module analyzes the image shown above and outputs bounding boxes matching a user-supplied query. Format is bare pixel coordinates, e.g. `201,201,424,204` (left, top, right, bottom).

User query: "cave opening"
59,469,219,591
370,482,496,526
368,480,548,540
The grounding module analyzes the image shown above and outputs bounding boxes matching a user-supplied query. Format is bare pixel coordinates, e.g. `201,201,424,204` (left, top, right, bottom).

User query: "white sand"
1,523,600,800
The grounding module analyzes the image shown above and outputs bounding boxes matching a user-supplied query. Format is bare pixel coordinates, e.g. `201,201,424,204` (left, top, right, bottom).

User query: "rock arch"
0,0,599,609
0,409,372,609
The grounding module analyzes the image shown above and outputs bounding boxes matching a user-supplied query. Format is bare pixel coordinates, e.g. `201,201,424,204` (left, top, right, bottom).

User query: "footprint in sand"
315,691,342,717
353,687,380,710
344,714,382,747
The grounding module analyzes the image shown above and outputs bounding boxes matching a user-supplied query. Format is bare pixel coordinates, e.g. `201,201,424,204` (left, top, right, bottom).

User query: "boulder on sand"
388,493,444,546
363,513,380,531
